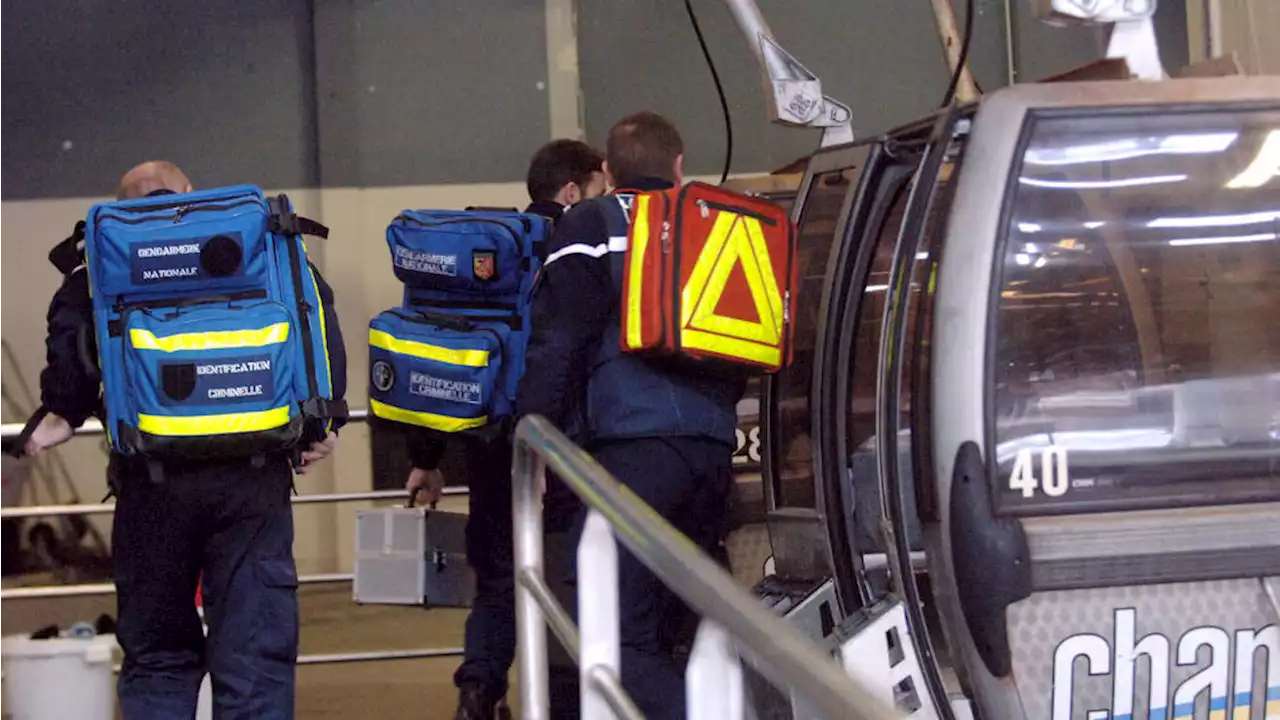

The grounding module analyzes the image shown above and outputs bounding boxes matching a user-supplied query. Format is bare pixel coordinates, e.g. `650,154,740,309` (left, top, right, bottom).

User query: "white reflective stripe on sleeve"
544,236,629,266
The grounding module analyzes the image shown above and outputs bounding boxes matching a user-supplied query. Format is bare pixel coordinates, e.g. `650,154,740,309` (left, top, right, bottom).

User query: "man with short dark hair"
516,112,746,719
403,137,604,720
525,139,606,225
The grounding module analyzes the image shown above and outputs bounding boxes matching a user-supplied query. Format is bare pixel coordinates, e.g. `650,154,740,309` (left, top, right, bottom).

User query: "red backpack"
618,181,798,374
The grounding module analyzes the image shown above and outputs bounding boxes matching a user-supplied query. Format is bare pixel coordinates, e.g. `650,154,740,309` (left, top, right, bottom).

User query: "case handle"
405,489,438,512
394,308,474,334
7,406,50,458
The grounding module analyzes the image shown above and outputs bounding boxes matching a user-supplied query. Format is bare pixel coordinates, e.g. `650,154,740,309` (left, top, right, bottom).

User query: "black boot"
454,683,512,720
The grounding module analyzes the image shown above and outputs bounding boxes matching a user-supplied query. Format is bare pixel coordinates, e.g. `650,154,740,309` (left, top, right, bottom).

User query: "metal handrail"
0,408,477,522
0,487,468,520
0,409,369,440
4,572,352,601
1,485,469,600
511,415,903,720
101,646,467,676
1,417,106,440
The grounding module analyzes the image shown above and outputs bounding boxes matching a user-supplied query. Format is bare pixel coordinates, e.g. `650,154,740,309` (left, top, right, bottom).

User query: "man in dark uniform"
403,138,603,720
23,160,348,720
516,112,747,719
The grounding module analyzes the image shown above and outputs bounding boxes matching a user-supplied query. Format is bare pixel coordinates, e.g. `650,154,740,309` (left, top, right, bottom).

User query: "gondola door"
823,108,978,719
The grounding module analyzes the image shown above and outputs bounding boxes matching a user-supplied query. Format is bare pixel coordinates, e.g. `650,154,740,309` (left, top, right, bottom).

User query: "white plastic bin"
1,633,118,720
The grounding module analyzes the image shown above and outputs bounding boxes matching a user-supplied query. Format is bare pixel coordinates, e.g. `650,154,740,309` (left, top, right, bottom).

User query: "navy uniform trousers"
451,437,518,695
553,436,734,720
112,456,298,719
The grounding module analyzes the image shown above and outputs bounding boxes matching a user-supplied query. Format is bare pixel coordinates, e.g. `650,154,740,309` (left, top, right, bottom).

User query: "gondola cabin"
753,76,1280,719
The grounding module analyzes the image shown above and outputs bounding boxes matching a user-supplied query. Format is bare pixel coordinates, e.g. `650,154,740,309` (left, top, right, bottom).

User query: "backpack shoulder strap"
267,194,329,239
596,193,632,236
48,221,86,276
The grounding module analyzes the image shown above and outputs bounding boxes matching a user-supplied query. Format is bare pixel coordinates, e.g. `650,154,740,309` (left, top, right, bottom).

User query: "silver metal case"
352,506,473,607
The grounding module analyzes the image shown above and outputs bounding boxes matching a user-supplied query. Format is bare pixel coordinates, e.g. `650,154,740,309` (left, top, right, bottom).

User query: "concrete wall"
1,0,1191,575
5,0,1193,200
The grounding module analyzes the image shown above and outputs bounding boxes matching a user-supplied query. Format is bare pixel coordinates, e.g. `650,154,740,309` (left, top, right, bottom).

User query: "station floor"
2,520,771,719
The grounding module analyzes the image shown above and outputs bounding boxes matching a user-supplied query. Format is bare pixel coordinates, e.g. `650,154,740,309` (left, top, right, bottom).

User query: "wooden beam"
720,174,803,196
1077,190,1166,385
1171,53,1245,78
771,155,814,176
545,0,584,140
1037,58,1133,83
1186,0,1210,64
929,0,981,102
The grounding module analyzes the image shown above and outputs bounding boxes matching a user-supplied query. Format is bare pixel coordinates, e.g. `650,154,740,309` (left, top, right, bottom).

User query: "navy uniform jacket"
515,177,746,447
39,232,349,446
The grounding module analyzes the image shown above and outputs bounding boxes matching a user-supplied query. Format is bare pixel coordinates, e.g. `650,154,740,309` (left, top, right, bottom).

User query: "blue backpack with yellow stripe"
84,185,347,462
368,208,550,436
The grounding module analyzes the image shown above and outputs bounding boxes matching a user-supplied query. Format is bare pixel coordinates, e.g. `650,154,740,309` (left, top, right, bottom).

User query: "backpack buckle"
268,196,330,240
301,397,350,423
269,211,300,236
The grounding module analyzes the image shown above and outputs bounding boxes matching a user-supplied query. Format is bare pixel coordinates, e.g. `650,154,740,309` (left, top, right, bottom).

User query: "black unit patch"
371,360,395,392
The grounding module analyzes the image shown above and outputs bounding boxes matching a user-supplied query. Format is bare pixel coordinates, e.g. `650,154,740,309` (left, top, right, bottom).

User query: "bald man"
116,160,193,200
24,161,348,719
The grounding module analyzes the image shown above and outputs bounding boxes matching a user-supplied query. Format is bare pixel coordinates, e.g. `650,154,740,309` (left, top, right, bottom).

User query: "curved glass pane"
847,183,911,455
901,158,962,527
993,108,1280,514
733,193,795,475
846,176,912,558
772,167,857,509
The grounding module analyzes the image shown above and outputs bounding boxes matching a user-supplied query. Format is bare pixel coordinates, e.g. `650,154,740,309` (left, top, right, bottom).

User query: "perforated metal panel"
352,506,476,608
352,507,426,605
727,523,772,588
1006,578,1280,720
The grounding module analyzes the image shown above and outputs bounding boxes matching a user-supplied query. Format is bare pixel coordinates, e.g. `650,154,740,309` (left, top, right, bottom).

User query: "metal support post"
513,442,552,720
578,510,621,719
687,620,746,720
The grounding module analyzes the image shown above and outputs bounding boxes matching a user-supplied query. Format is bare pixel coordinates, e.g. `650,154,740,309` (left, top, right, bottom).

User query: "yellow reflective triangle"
680,211,784,346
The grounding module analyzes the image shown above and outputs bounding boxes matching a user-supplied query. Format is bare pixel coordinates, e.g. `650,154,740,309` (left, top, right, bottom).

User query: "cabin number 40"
1009,446,1070,498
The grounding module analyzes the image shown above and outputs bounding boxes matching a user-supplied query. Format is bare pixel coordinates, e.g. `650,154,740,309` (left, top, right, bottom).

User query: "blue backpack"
368,208,550,436
84,185,347,462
